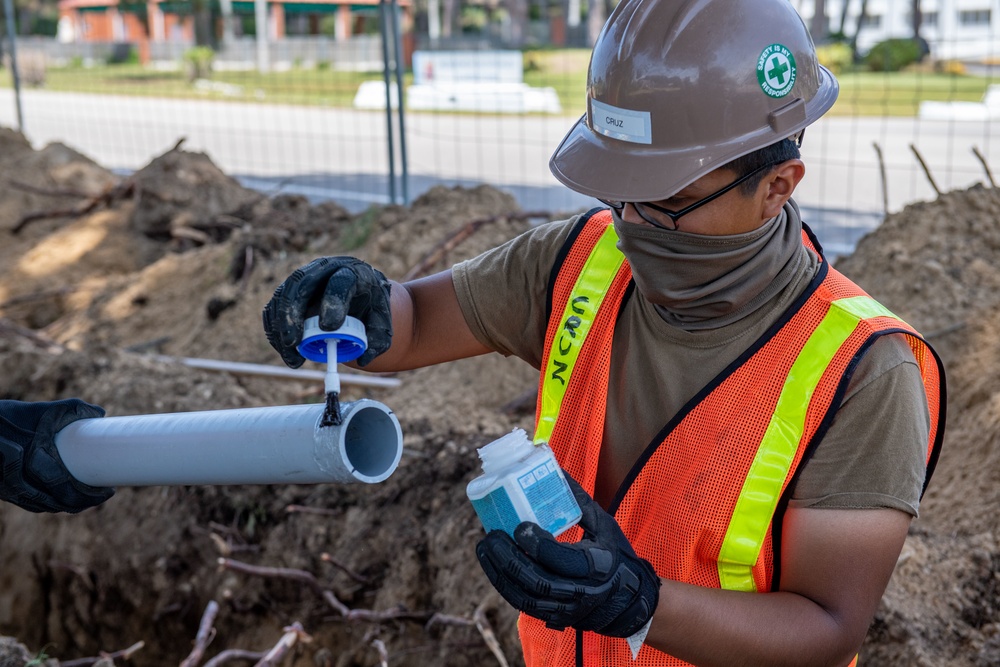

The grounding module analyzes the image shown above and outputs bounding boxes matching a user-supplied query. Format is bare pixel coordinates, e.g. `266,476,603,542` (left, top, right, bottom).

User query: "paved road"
2,88,998,256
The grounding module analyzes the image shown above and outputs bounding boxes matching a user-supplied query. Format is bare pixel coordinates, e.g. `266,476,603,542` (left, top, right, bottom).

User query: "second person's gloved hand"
476,475,661,638
0,398,115,513
262,256,393,368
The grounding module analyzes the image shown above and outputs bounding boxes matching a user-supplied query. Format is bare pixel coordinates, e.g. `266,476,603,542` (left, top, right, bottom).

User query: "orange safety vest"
522,209,945,667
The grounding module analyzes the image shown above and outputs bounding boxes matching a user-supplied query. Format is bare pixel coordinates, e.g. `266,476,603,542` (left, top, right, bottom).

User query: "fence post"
254,0,269,72
2,0,24,133
379,0,397,205
390,0,409,204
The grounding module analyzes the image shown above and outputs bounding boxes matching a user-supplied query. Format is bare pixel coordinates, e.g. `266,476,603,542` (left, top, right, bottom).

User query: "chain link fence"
2,3,1000,258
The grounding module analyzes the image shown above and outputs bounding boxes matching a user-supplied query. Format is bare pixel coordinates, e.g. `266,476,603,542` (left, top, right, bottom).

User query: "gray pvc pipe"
54,399,403,487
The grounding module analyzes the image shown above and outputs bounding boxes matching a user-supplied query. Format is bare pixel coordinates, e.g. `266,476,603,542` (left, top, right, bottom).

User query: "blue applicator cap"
298,316,368,364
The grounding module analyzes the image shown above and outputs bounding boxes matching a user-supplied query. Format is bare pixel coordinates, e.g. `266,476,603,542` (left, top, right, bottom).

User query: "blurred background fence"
2,0,1000,258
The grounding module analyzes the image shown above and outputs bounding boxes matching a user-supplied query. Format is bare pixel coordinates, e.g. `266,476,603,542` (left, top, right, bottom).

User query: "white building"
793,0,1000,61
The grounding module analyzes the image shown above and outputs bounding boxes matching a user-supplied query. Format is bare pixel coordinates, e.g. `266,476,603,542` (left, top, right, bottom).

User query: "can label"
471,486,522,536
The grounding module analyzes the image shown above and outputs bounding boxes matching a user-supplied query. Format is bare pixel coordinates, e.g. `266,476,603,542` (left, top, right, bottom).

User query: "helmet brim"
549,65,839,203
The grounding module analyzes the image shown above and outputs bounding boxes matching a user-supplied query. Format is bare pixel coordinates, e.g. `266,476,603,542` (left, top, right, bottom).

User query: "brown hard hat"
550,0,839,202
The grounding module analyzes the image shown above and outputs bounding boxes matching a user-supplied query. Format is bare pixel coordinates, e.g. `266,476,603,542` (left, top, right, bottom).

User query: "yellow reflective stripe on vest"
534,225,626,445
834,295,899,322
717,296,907,591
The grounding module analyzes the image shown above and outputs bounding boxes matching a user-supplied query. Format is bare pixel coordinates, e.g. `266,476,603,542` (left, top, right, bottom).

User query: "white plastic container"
466,429,582,537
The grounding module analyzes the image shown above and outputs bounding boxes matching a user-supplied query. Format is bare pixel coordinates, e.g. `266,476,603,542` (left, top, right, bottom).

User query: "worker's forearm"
645,581,860,667
350,271,491,372
347,279,416,372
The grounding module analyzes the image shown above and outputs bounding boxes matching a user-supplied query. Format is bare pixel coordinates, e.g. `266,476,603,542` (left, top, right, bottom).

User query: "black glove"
0,399,115,513
262,256,393,368
476,475,660,638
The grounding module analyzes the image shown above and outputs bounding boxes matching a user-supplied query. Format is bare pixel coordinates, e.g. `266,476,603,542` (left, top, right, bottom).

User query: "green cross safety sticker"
757,44,797,98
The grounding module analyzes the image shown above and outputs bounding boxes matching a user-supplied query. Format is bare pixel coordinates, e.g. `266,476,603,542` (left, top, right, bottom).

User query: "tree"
586,0,606,47
811,0,827,44
911,0,929,57
849,0,870,59
441,0,458,38
507,0,528,45
838,0,852,37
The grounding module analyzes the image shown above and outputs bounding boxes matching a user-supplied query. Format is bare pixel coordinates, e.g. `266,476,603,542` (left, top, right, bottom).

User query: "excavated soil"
0,128,998,666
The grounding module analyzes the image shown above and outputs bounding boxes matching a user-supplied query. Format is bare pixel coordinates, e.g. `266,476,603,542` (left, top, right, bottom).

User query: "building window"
959,10,991,27
919,11,938,28
859,14,882,29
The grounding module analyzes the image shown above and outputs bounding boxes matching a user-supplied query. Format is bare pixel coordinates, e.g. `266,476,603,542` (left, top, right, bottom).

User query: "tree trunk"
911,0,922,37
911,0,928,56
192,0,214,47
838,0,851,35
586,0,606,47
849,0,869,59
507,0,528,46
811,0,827,44
441,0,456,38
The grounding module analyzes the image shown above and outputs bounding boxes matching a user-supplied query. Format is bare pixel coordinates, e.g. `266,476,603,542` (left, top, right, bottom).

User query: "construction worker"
264,1,944,664
0,398,114,513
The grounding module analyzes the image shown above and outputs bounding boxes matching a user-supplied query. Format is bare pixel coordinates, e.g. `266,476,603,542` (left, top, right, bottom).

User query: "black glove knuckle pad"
262,256,393,367
476,476,661,639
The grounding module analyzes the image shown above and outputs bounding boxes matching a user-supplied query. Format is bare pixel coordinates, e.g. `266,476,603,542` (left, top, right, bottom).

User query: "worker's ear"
759,159,805,220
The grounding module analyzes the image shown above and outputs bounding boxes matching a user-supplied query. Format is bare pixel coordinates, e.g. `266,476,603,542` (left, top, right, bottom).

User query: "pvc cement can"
466,428,582,538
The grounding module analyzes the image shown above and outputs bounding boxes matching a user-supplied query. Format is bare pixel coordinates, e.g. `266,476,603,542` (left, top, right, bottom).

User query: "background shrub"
865,38,924,72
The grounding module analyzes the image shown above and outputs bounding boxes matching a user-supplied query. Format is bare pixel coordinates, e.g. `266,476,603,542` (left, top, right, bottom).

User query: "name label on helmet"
590,99,652,145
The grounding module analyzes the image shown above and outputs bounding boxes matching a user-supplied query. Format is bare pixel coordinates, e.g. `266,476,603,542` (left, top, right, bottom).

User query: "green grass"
0,56,995,118
832,70,994,116
0,63,407,108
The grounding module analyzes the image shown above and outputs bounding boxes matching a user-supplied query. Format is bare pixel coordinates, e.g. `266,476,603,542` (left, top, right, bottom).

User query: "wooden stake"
972,146,997,188
872,142,889,217
909,144,942,196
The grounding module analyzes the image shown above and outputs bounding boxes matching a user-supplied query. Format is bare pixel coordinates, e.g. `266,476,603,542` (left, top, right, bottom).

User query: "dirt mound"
0,134,541,665
836,186,1000,666
1,128,998,666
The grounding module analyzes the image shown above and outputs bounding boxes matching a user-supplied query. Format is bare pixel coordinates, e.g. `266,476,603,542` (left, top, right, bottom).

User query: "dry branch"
925,322,967,339
500,387,537,416
7,178,93,199
972,146,997,188
12,179,135,235
46,560,94,590
872,142,889,217
179,600,220,667
202,651,266,667
219,557,509,663
909,144,941,196
402,210,552,281
473,601,510,667
60,641,146,667
252,623,311,667
218,558,323,590
218,558,475,627
0,286,78,310
320,552,371,583
371,639,389,667
0,317,67,354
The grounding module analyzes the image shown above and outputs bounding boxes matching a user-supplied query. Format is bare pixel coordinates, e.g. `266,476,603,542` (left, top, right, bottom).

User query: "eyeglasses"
598,162,778,230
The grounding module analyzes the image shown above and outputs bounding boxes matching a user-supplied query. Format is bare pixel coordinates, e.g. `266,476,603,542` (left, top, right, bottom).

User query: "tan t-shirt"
453,214,931,516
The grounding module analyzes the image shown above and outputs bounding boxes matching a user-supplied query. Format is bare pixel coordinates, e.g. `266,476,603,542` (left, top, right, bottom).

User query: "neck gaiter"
612,203,804,330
